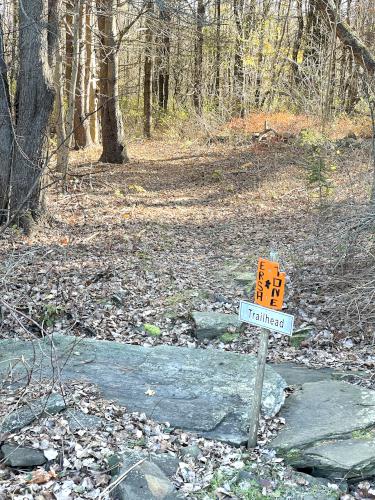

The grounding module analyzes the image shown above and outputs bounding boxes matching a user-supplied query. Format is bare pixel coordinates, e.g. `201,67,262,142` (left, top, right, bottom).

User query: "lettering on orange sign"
254,258,286,310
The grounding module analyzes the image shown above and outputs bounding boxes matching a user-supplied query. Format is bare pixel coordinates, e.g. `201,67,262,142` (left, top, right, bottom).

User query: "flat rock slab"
270,380,375,480
192,311,243,339
0,335,286,446
270,363,337,386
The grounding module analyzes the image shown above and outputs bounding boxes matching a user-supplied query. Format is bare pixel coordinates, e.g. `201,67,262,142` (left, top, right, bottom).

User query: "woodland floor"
1,136,375,498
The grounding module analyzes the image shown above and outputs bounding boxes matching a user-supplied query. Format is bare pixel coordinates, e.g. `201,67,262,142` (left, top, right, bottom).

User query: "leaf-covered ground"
1,137,374,498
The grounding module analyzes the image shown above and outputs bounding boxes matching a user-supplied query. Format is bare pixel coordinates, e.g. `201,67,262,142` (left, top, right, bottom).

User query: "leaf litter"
0,139,374,498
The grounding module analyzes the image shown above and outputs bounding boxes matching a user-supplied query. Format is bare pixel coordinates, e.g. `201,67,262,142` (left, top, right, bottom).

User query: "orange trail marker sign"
255,258,285,310
243,255,293,450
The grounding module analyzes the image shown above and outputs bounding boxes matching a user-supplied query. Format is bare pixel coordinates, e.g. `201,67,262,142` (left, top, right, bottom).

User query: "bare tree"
0,0,61,231
97,0,128,163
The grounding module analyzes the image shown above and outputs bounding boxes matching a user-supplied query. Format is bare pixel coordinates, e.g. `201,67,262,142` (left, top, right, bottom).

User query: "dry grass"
227,111,373,139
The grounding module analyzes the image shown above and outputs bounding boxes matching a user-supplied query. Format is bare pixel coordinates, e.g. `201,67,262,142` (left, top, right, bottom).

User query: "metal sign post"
238,254,294,449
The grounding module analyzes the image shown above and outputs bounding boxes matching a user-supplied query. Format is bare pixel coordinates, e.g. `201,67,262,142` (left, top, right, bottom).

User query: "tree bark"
158,7,170,111
193,0,204,114
233,0,244,116
0,15,13,220
97,0,128,163
214,0,221,104
54,9,67,173
87,0,99,143
143,0,153,138
74,1,92,148
60,0,82,180
312,0,375,75
8,0,60,230
291,0,304,84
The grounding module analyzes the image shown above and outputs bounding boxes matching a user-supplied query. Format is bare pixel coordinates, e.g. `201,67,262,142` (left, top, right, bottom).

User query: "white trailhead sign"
239,300,294,336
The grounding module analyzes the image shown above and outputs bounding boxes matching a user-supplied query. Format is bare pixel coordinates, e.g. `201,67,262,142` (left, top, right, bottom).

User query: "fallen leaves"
27,468,57,484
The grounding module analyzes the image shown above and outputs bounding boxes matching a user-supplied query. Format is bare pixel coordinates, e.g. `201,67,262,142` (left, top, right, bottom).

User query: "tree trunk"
312,0,375,75
143,0,153,138
87,0,99,143
214,0,221,104
60,0,82,179
8,0,60,231
233,0,244,116
193,0,204,114
291,0,304,84
54,10,67,173
0,15,13,220
158,8,170,111
97,0,128,163
74,2,92,148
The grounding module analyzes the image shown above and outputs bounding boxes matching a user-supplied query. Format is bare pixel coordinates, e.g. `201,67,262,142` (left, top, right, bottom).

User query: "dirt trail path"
1,140,373,376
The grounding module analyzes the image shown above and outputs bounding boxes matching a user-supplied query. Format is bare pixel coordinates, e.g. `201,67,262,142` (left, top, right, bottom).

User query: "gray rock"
270,363,336,386
110,450,179,479
0,393,66,434
110,451,182,500
180,445,202,460
111,461,179,500
290,471,347,493
271,363,366,388
0,335,286,446
270,380,375,480
64,409,103,433
1,444,46,467
192,311,243,339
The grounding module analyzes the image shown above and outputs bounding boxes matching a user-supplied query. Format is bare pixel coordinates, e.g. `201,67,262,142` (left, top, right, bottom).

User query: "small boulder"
0,393,66,434
192,311,243,340
1,444,46,468
180,445,202,460
64,409,103,433
109,450,182,499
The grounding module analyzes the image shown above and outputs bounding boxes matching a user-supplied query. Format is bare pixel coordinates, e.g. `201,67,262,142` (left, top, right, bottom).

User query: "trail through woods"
1,139,374,374
1,138,375,498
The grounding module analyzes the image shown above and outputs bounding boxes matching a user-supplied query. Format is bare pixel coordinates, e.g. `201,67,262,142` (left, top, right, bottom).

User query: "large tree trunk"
214,0,221,104
54,9,67,173
97,0,128,164
87,0,99,143
157,7,170,112
74,1,92,149
143,0,153,138
8,0,60,231
312,0,375,75
59,0,82,180
193,0,204,114
233,0,244,116
0,15,13,220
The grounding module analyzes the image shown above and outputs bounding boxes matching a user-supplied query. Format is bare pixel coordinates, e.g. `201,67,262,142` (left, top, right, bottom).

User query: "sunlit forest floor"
2,135,374,375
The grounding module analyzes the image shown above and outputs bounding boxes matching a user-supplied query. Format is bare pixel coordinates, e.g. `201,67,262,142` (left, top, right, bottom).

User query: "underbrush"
227,111,372,140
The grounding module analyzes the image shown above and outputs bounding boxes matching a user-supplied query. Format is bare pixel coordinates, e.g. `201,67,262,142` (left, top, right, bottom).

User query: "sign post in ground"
239,255,294,449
